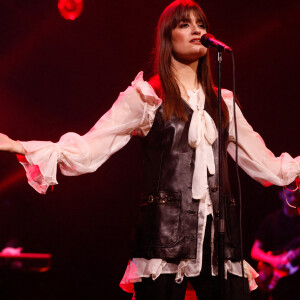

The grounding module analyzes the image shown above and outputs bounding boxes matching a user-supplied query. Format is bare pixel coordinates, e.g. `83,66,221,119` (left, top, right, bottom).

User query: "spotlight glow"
58,0,84,21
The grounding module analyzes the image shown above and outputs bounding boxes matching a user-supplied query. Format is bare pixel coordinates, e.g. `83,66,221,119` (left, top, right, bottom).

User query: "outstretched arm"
223,90,300,187
0,133,25,155
1,72,161,194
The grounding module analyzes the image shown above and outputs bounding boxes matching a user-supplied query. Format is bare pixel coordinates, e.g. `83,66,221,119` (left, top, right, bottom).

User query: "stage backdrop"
0,0,299,298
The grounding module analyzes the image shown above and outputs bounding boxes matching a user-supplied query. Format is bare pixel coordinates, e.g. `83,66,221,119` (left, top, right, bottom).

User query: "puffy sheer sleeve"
18,72,161,194
222,89,300,186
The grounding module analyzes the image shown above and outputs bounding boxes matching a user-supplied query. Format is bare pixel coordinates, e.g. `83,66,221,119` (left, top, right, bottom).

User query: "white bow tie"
186,87,218,199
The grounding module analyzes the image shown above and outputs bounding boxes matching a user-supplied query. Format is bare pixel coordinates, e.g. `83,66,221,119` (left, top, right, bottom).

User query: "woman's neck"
171,57,199,99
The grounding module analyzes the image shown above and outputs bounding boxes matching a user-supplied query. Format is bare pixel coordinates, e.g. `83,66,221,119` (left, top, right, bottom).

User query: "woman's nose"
192,28,201,35
191,24,201,35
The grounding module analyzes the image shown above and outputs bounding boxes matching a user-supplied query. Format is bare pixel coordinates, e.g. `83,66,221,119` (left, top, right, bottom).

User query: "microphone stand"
217,49,225,300
201,33,234,299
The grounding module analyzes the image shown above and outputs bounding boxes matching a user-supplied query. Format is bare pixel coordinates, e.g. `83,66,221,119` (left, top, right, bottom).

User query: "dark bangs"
167,1,209,31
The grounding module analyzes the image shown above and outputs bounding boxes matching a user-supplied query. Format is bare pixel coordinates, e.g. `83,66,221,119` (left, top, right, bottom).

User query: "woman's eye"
179,23,189,28
198,24,205,29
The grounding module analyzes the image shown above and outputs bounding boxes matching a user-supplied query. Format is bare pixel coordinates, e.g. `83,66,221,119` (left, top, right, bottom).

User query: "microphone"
200,33,232,52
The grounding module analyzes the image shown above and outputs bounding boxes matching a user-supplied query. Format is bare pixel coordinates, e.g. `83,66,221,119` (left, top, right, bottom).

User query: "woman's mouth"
190,39,202,44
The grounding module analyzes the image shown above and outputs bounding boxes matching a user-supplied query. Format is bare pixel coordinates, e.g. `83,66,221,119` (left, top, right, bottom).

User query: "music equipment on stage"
256,239,300,293
0,253,51,272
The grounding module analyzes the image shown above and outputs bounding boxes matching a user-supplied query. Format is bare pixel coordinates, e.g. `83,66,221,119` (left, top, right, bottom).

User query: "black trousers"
134,216,250,300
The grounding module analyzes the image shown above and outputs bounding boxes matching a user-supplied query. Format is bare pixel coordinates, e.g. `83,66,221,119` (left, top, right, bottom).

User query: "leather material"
132,100,241,261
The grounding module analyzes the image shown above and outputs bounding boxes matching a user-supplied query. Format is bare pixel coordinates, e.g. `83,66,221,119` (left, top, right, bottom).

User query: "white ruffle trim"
131,72,162,136
120,258,259,297
18,132,91,194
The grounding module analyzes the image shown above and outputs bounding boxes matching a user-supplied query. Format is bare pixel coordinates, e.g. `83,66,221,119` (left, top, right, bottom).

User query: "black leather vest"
132,100,241,261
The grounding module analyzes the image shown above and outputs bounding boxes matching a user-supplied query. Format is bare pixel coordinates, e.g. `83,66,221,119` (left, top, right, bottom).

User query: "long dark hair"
150,0,226,125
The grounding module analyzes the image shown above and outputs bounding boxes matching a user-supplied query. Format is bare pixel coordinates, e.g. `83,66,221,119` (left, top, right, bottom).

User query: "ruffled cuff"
17,141,60,194
17,132,91,194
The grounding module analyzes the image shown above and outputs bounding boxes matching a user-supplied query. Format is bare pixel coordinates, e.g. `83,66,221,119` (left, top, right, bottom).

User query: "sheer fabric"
17,72,300,294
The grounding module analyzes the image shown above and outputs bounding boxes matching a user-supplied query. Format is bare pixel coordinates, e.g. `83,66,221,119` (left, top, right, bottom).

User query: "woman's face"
171,12,207,62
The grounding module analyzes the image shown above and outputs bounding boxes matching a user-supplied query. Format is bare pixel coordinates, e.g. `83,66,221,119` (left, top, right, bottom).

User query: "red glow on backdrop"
58,0,84,21
0,169,25,192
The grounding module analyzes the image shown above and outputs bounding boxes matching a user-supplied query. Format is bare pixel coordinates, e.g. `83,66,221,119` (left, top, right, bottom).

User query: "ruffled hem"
225,260,259,291
120,258,259,296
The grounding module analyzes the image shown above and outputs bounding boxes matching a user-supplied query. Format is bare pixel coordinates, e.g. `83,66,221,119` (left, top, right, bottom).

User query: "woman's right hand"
0,133,25,155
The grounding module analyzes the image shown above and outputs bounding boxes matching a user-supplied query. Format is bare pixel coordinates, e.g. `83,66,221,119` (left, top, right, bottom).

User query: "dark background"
0,0,299,299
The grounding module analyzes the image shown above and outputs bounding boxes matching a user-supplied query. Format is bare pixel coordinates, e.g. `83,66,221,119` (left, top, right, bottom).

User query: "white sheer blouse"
17,72,300,294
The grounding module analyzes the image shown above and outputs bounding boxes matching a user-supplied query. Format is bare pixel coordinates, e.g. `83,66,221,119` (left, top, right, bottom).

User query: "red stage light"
0,169,25,192
58,0,84,21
